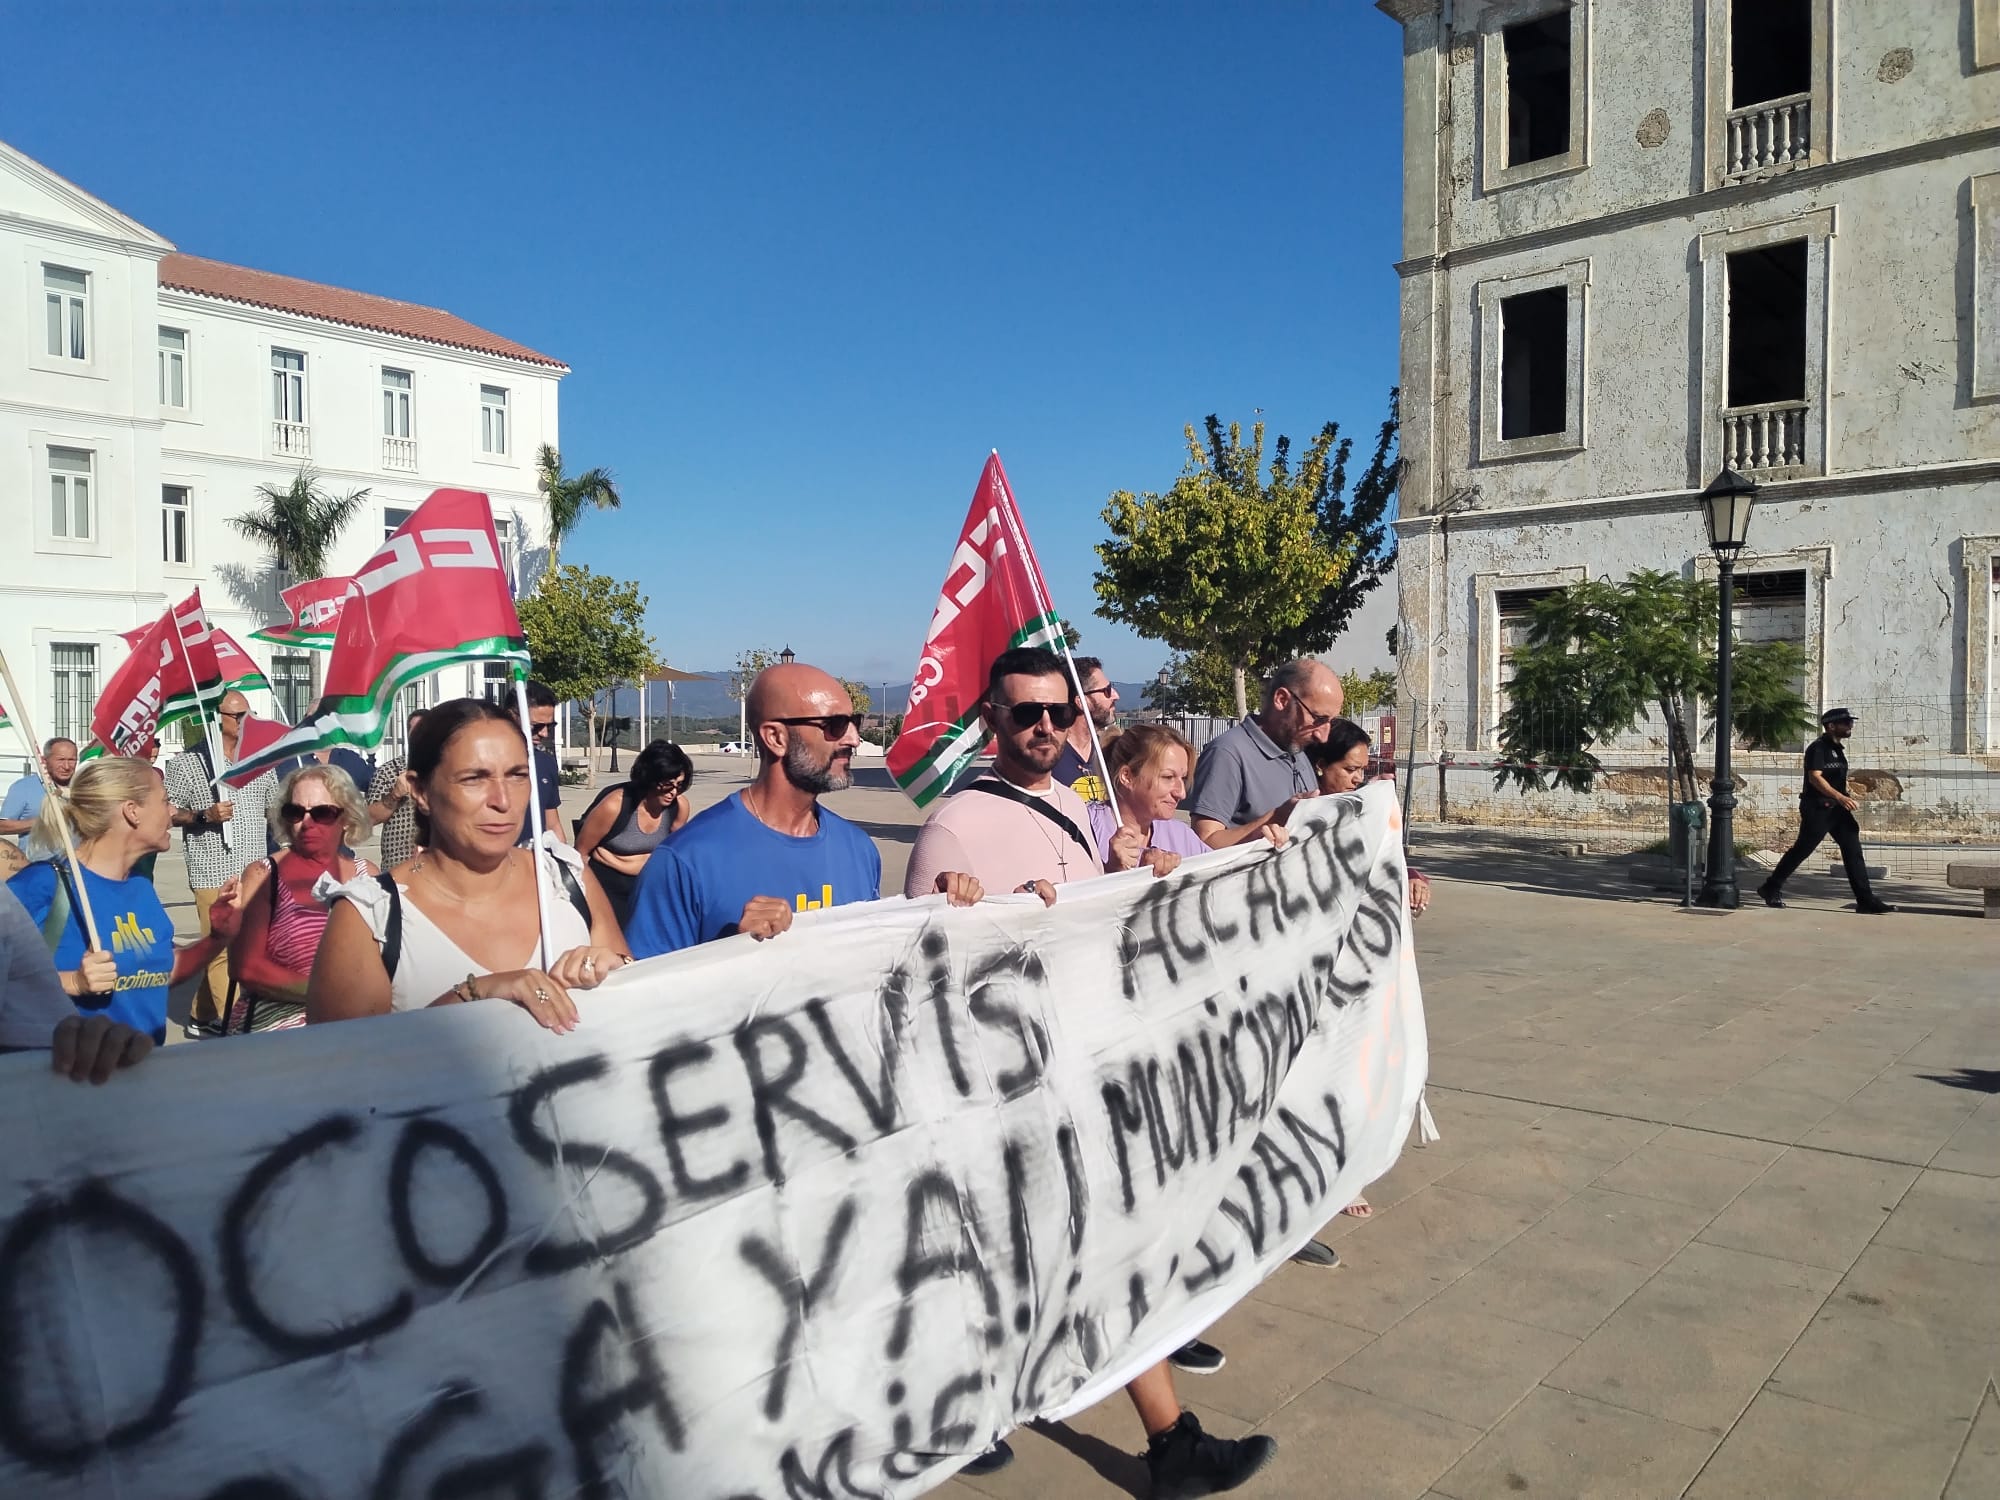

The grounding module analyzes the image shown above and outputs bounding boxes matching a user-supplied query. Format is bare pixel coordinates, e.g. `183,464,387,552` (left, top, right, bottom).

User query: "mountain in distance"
604,675,1157,722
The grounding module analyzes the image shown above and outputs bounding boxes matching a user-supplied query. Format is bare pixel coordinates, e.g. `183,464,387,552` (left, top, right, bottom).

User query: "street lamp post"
779,645,796,666
1696,467,1759,910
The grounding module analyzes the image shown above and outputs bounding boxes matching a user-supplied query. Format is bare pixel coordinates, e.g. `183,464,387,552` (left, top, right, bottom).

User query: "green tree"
1146,651,1240,717
1495,570,1816,805
1340,668,1399,715
229,465,368,581
839,679,872,716
727,647,780,747
1095,418,1345,717
535,444,622,580
517,565,657,788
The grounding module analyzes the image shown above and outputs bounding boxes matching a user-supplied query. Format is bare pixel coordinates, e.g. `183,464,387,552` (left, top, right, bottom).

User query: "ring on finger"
533,987,551,1003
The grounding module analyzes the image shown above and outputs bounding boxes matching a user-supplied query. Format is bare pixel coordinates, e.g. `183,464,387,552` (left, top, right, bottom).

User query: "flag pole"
171,619,233,850
512,675,556,971
0,649,102,950
987,453,1125,827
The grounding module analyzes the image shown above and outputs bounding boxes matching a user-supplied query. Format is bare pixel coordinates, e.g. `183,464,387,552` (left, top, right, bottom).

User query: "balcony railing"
382,435,417,472
1722,400,1809,472
1725,92,1811,180
272,420,311,458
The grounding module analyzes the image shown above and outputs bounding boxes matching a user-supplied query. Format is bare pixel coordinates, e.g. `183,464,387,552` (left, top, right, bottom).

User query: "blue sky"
5,2,1406,687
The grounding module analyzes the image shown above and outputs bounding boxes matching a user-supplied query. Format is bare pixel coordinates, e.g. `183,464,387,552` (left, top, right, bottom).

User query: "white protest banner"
0,786,1426,1500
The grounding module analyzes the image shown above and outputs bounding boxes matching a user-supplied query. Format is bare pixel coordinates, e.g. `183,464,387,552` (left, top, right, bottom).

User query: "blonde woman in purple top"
1086,723,1222,877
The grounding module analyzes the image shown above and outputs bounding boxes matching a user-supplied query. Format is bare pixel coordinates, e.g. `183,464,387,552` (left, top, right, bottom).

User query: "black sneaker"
1756,883,1785,908
1857,900,1896,914
962,1440,1014,1476
1289,1240,1341,1269
182,1020,225,1040
1145,1411,1276,1500
1169,1339,1226,1375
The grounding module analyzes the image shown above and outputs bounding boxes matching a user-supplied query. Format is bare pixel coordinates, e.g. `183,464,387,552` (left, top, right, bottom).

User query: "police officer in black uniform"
1757,708,1893,913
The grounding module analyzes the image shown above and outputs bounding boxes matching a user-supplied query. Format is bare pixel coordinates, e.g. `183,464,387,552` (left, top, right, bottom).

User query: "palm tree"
230,465,368,582
536,443,621,579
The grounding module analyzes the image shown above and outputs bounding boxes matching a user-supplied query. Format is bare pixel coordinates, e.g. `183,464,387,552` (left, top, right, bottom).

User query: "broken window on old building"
1495,585,1566,732
1730,0,1811,109
1732,568,1811,746
1500,285,1569,440
1725,240,1807,407
1504,13,1572,166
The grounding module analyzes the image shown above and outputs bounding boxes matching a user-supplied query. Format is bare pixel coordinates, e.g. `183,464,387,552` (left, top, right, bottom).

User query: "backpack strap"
553,855,593,930
375,871,404,980
962,778,1096,861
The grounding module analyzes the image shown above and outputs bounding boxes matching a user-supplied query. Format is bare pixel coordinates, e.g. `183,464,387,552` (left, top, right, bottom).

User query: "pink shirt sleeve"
903,819,974,900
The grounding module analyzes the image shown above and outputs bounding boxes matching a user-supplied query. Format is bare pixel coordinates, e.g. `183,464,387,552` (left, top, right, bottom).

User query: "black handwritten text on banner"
0,785,1426,1499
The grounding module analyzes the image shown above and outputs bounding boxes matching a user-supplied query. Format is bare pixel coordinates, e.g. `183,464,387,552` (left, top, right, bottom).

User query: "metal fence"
1393,695,2000,876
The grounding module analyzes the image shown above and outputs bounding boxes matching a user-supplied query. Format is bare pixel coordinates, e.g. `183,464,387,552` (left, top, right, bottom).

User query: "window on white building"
272,349,309,456
382,368,416,472
1495,586,1564,731
1732,569,1810,747
480,385,509,456
482,660,512,705
43,266,88,361
270,655,314,723
50,643,98,744
1477,259,1589,461
48,447,95,540
158,328,190,409
1503,15,1571,167
1724,240,1808,469
162,485,192,566
382,368,412,437
1500,287,1568,440
1711,0,1827,183
493,515,518,592
1974,172,1999,401
384,504,414,542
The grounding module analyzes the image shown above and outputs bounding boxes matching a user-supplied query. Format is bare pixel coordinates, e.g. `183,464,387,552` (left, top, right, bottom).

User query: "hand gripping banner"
0,787,1426,1499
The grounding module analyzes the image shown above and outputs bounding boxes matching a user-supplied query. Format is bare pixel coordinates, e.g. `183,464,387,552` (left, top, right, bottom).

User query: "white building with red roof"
0,137,569,757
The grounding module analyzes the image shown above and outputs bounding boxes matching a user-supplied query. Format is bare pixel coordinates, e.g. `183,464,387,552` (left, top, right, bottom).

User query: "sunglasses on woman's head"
995,700,1080,730
281,803,343,825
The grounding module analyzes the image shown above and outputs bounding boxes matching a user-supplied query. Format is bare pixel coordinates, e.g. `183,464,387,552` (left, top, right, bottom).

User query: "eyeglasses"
1296,705,1336,731
995,700,1080,730
529,721,555,737
281,803,343,825
769,714,864,739
216,710,246,722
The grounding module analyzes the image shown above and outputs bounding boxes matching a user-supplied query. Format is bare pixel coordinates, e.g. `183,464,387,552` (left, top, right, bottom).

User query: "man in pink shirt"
904,646,1277,1500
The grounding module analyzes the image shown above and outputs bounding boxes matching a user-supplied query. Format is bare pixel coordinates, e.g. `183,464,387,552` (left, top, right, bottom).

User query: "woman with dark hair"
307,698,630,1028
573,739,693,928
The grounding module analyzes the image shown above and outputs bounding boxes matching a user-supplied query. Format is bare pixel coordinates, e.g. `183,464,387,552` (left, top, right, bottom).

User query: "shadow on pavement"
1026,1419,1148,1498
1918,1068,2000,1094
1408,841,1660,904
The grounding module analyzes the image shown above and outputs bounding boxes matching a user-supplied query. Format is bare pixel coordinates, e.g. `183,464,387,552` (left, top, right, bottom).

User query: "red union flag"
90,615,177,758
221,712,292,788
225,488,532,780
119,593,266,724
887,453,1067,806
252,574,356,652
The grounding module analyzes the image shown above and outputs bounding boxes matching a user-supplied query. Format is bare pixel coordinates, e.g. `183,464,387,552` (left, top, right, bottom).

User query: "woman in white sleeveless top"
307,699,631,1028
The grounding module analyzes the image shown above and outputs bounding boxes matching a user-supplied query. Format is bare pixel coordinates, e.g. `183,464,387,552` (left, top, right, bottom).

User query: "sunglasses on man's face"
281,803,343,825
995,700,1080,731
769,714,864,739
530,721,555,737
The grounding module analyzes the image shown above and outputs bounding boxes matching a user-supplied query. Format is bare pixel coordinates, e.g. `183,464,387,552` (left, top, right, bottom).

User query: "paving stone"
1647,1124,1789,1165
1250,1378,1482,1500
1872,1167,2000,1266
1685,1390,1967,1500
1931,1107,2000,1177
1432,1387,1716,1500
1352,1184,1544,1268
1766,1300,1995,1432
1832,1242,2000,1343
1250,1243,1467,1336
1515,1107,1668,1163
1332,1301,1578,1430
1184,1297,1373,1424
1546,1240,1838,1433
1590,1138,1774,1212
1680,1083,1846,1144
1698,1148,1918,1270
1942,1381,2000,1500
1434,1141,1610,1209
1799,1068,1983,1164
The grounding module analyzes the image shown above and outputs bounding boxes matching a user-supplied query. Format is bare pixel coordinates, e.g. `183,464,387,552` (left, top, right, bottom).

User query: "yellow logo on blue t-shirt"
110,910,157,953
795,884,835,912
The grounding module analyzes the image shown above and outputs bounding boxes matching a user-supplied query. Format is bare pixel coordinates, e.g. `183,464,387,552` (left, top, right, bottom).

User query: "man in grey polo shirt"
1188,660,1343,849
1185,658,1349,1269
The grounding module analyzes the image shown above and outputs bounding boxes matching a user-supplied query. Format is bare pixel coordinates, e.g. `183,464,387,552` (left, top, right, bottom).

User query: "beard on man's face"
783,738,853,794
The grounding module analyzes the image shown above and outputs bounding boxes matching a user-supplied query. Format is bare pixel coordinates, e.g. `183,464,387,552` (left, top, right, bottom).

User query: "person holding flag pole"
0,654,104,954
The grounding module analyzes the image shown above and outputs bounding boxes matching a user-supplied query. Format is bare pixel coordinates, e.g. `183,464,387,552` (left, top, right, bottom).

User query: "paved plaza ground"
154,754,1997,1498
